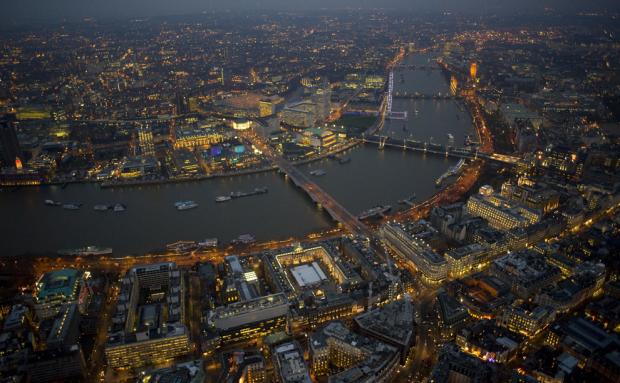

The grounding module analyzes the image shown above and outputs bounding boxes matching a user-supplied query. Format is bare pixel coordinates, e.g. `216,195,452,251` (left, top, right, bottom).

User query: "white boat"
58,246,112,256
231,234,256,245
44,199,61,206
113,203,126,212
215,196,232,203
166,240,198,253
62,203,81,210
198,238,219,247
176,201,198,210
358,205,391,220
93,205,109,211
310,169,326,176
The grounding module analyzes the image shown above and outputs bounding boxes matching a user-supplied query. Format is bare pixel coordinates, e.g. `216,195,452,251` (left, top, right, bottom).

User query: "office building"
272,341,312,383
105,263,189,368
456,319,524,363
429,343,498,383
490,251,561,299
498,302,556,338
137,124,155,157
465,186,541,231
138,360,205,383
445,243,491,279
310,321,399,383
354,298,415,364
380,223,447,285
33,269,88,320
281,101,316,128
206,293,289,347
312,85,331,122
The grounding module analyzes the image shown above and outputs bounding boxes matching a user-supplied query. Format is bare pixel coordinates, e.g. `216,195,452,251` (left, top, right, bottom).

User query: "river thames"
0,52,473,256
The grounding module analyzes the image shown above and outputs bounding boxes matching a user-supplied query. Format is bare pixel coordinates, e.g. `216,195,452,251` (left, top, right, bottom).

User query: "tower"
450,75,458,95
312,81,331,122
137,124,155,157
470,62,478,80
0,114,21,168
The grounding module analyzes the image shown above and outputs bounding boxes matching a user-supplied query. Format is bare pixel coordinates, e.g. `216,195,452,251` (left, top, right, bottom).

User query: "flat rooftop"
290,262,327,288
36,269,81,300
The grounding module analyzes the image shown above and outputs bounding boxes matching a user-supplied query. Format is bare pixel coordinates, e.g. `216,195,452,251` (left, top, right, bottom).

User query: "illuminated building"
33,269,88,320
297,128,337,150
435,292,470,341
172,149,200,175
0,114,21,168
206,293,289,347
364,75,385,89
119,156,159,179
470,62,478,80
430,343,498,383
500,181,560,214
0,168,42,186
380,223,447,285
241,355,267,383
172,128,225,149
456,320,524,364
309,321,399,382
137,124,155,157
232,118,252,131
465,186,541,231
259,96,284,117
105,263,189,369
450,75,458,95
498,302,556,338
445,243,491,279
272,341,312,383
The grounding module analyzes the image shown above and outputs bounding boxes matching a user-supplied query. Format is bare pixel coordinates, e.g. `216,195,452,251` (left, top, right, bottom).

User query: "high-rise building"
137,124,155,157
0,114,21,168
312,84,331,122
450,75,458,95
470,62,478,80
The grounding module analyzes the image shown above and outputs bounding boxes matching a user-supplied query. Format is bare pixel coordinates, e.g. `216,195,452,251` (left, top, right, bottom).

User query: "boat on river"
58,246,112,256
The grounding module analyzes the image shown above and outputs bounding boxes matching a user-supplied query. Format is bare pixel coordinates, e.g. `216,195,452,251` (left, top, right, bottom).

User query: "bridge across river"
360,135,520,164
274,157,373,237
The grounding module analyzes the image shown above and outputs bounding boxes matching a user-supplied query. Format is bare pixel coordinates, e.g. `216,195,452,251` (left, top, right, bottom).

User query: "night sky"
1,0,619,24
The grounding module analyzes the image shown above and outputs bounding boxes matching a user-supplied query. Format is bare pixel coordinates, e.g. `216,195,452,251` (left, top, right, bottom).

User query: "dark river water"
0,52,473,256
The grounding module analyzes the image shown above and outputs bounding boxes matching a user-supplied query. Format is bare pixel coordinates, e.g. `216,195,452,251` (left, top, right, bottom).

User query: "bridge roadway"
274,157,373,237
361,135,520,164
237,129,374,238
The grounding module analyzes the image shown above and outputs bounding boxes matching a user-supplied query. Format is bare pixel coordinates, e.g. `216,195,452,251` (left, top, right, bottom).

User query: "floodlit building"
465,186,542,231
380,223,447,285
309,321,399,383
137,124,155,157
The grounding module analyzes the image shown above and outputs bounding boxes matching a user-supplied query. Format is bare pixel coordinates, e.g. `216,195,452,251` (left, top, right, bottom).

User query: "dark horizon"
2,0,620,25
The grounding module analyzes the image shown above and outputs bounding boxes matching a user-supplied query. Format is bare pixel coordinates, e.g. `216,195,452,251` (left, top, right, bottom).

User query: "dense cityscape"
1,3,620,383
